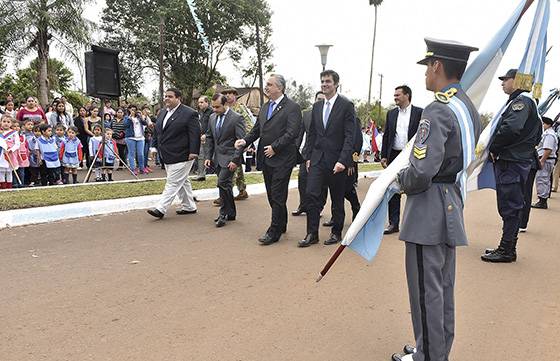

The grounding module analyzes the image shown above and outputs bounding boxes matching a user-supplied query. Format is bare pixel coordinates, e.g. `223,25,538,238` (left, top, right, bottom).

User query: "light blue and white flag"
344,0,536,262
515,0,550,97
185,0,211,54
467,0,549,192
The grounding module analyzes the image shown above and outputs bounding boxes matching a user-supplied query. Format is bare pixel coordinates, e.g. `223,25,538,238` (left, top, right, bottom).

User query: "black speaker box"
85,45,121,98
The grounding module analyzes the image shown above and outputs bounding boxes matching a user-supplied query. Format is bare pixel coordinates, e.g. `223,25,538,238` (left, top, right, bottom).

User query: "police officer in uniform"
481,69,541,263
391,38,481,361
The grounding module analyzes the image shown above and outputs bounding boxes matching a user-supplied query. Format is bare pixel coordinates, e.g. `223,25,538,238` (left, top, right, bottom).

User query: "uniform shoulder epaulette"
434,87,458,104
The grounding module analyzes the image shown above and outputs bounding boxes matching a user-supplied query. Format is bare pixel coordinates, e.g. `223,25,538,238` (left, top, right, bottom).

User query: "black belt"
432,176,456,183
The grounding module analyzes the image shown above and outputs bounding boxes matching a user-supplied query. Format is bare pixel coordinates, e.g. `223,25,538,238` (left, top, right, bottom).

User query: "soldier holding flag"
391,38,481,361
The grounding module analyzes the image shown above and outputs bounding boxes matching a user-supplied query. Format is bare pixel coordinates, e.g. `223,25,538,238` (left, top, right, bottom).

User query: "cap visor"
417,57,430,65
498,76,510,81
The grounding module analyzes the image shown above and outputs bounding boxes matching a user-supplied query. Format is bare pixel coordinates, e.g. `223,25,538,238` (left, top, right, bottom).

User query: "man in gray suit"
205,93,246,228
391,38,481,361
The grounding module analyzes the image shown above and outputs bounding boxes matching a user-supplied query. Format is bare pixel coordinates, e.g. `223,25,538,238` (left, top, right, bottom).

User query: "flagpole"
519,0,535,21
316,245,346,282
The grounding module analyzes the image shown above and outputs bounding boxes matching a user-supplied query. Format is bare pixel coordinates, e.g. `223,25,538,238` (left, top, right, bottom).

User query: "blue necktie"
216,115,224,136
267,101,276,120
323,101,331,128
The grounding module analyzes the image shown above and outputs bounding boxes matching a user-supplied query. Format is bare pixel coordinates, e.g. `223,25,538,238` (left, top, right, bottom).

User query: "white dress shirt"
323,92,339,125
269,94,284,115
163,103,181,129
393,103,412,150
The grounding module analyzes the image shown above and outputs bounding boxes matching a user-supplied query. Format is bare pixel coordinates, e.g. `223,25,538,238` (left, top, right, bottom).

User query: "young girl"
11,121,29,188
88,124,103,181
100,128,118,181
0,115,20,189
27,125,43,186
54,124,67,182
37,123,62,185
59,126,83,184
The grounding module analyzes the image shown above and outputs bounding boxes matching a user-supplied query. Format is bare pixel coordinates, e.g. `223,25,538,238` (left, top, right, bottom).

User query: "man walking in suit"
381,85,423,234
205,94,246,227
147,88,201,219
235,74,302,245
292,91,325,216
194,95,212,181
298,70,357,247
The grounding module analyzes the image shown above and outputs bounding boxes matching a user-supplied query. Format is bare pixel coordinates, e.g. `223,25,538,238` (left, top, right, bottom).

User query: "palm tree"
367,0,383,106
0,0,94,106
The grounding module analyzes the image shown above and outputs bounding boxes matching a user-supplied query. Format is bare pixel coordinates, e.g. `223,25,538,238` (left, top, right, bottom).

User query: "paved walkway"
0,181,557,361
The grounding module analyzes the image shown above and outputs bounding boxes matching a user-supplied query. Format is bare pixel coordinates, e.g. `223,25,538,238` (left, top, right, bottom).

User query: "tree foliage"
0,0,94,106
355,100,391,129
101,0,273,103
0,58,73,101
286,80,314,111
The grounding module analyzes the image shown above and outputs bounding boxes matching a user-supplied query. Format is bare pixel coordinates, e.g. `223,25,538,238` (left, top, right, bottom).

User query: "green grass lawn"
0,163,381,211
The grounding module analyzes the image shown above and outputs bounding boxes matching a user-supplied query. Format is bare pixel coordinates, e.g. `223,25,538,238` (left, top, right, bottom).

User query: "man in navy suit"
298,70,357,247
147,88,201,219
381,85,423,234
235,74,302,245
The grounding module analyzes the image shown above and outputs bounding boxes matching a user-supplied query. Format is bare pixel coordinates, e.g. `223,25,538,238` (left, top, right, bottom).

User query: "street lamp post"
315,44,333,71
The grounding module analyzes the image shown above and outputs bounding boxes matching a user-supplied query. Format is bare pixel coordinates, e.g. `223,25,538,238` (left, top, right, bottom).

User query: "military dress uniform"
482,72,541,263
394,38,481,361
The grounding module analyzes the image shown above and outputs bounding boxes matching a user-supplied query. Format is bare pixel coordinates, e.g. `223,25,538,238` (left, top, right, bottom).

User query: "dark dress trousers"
206,110,246,218
381,105,423,227
152,104,201,165
243,96,302,236
296,109,313,211
306,94,356,236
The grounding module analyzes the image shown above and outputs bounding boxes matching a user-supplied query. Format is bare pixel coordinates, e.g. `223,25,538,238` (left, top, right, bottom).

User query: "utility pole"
255,19,264,107
378,73,384,120
158,15,165,108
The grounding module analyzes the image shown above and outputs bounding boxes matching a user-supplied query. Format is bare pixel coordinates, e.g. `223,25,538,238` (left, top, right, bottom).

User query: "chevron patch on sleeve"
413,144,427,159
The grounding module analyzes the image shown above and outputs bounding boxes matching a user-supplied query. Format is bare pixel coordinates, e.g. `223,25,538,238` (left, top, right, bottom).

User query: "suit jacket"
206,109,246,167
153,104,201,165
243,95,302,169
296,109,313,163
381,105,423,161
198,107,212,136
306,94,356,168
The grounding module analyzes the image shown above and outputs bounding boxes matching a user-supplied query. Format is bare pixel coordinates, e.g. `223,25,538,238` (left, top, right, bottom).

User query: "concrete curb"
0,170,381,230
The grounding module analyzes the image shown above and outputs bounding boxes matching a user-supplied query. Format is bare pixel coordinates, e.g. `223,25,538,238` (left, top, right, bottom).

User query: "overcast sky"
66,0,560,116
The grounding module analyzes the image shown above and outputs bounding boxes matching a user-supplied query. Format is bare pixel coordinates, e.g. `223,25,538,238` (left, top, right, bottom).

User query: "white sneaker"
519,227,527,233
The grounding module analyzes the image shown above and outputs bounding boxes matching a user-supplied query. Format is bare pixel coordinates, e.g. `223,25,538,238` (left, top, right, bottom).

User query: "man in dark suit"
380,85,422,234
292,91,325,216
204,93,246,227
194,95,212,181
298,70,357,247
147,88,201,219
235,74,302,245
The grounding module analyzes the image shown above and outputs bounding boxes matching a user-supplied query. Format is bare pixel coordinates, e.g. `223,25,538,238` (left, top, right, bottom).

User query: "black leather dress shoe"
176,209,197,215
259,232,280,245
384,224,399,234
324,233,341,245
291,208,305,216
481,248,516,263
485,247,517,261
214,215,236,222
298,233,319,247
322,219,334,227
215,216,227,228
391,353,413,361
147,208,164,219
403,344,416,355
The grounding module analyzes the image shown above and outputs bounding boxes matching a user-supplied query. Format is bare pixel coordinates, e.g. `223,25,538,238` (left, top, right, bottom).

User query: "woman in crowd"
85,107,102,137
49,101,73,129
74,107,90,167
110,108,127,164
16,96,47,125
123,104,148,175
